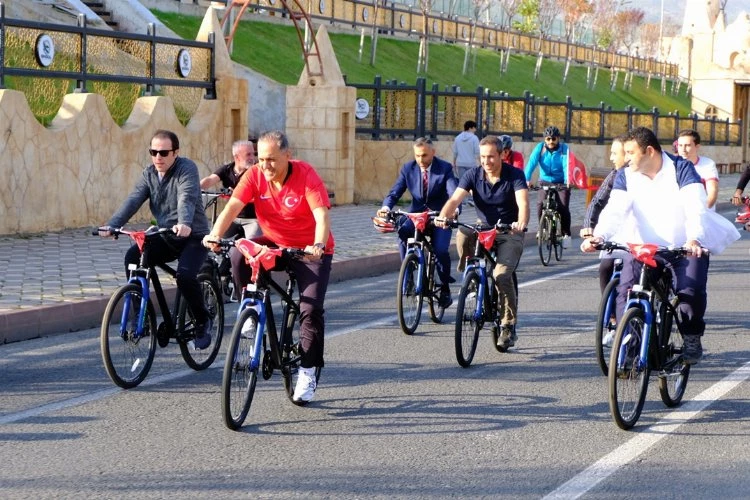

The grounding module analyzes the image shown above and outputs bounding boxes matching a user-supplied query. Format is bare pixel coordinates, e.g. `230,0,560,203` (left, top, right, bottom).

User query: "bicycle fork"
123,274,150,338
618,296,654,372
405,243,425,295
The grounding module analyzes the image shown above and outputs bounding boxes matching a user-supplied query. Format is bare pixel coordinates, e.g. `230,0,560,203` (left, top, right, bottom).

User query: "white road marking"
543,361,750,499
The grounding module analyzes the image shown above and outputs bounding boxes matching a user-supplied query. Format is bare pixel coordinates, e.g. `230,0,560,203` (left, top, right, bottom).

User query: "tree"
589,0,623,50
560,0,592,44
369,0,382,66
639,23,660,59
417,0,434,73
497,0,523,29
463,0,491,75
536,0,561,42
513,0,538,34
615,8,645,55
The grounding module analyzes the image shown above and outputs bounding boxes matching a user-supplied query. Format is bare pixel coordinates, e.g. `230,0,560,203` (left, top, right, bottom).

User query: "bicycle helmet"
543,125,560,138
372,215,396,233
499,134,513,151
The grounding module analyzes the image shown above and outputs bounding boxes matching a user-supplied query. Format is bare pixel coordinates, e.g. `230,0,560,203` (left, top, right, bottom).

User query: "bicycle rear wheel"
178,273,225,370
281,313,323,405
100,284,157,389
538,215,553,266
608,307,650,430
595,277,619,376
221,307,260,430
397,253,423,335
658,300,690,407
455,271,482,368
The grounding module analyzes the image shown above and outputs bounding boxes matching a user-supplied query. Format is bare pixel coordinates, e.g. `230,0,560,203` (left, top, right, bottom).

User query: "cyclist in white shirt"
676,129,719,210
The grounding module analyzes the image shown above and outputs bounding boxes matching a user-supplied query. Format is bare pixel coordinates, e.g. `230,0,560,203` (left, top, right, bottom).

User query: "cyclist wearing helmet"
524,125,573,249
498,134,524,170
378,137,458,308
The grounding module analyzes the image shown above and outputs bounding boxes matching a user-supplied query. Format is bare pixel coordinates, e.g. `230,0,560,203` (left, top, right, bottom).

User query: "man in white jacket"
580,127,738,365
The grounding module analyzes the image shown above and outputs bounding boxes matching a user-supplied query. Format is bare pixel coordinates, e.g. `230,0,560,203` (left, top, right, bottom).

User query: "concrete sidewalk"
0,173,742,343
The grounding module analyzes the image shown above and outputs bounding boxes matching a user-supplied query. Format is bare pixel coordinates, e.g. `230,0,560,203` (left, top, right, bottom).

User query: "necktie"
422,169,429,198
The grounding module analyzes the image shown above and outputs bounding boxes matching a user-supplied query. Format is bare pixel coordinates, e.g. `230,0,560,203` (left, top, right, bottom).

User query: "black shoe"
193,319,213,350
438,285,453,308
682,334,703,365
498,325,515,349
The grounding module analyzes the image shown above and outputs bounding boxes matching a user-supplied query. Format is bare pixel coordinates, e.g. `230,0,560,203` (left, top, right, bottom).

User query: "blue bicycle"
386,210,446,335
601,241,695,430
96,227,224,389
217,238,320,430
595,257,623,376
445,220,518,367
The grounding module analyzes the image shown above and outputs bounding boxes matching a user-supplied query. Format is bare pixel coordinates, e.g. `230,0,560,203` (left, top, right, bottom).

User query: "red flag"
568,150,595,190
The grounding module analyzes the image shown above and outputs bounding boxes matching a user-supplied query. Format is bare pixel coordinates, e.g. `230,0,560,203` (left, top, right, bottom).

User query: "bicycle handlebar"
593,240,709,257
92,226,173,239
203,237,310,259
529,183,568,191
440,219,517,234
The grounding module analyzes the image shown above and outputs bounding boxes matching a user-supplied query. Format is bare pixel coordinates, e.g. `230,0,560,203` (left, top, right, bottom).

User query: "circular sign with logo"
362,7,368,22
176,48,192,78
35,34,55,68
355,98,370,120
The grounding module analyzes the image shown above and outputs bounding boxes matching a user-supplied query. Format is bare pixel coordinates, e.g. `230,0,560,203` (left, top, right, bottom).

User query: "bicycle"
594,257,623,376
202,189,235,301
532,184,566,266
600,241,696,430
380,209,447,335
95,226,224,389
444,220,519,367
216,238,321,430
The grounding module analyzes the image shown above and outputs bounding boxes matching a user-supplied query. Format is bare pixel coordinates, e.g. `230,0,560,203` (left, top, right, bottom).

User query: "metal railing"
233,0,678,79
350,76,742,146
0,3,216,98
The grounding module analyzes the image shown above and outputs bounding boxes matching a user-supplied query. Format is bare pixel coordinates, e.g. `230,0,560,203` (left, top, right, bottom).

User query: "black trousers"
124,235,209,325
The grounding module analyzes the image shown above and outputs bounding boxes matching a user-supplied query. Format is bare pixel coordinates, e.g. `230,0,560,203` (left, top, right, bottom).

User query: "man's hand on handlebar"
580,235,602,253
202,234,221,252
376,207,390,217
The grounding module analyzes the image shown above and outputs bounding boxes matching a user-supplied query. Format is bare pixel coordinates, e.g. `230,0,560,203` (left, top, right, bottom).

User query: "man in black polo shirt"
436,135,529,350
200,140,262,240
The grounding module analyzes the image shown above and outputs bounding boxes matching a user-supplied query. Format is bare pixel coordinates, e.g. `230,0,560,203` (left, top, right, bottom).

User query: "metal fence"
235,0,678,79
0,4,216,123
351,76,743,146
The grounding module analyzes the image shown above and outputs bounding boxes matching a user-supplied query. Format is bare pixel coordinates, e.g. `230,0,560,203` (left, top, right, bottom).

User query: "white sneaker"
602,331,614,348
562,235,572,249
240,319,254,338
293,366,317,403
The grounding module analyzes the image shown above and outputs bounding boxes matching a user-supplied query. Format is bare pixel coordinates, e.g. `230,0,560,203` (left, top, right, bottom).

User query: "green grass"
153,10,690,114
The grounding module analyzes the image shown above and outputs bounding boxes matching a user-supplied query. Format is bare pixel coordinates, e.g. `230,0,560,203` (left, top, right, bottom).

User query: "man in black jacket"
99,130,213,349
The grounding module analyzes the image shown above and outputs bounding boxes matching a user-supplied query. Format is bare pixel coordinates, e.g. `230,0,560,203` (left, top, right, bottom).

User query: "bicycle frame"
616,252,681,372
463,229,499,323
401,211,436,296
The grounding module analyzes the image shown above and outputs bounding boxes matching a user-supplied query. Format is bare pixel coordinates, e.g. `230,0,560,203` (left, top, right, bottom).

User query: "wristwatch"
313,242,326,251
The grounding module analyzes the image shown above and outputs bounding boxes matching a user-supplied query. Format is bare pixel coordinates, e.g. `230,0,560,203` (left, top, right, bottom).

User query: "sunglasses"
148,149,174,157
544,137,559,142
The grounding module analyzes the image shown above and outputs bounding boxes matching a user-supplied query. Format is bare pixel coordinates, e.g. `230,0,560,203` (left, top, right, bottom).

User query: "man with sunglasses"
100,129,213,350
524,125,573,249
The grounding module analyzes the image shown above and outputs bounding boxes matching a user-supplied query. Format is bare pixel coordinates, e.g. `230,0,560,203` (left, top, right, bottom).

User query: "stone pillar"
286,25,356,204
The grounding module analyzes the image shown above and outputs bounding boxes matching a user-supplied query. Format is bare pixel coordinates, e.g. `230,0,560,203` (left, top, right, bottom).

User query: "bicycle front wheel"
658,300,690,407
100,284,157,389
178,273,225,370
397,253,423,335
455,271,482,368
538,215,553,266
595,277,619,376
554,215,564,261
608,307,651,430
221,307,260,430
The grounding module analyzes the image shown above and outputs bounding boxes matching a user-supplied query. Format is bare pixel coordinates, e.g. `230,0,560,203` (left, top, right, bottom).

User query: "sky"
638,0,748,24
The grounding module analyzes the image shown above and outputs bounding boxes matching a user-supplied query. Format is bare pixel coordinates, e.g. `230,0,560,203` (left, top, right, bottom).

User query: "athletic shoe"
193,319,212,350
682,335,703,365
293,366,318,403
438,285,453,308
602,330,614,348
562,235,572,249
499,324,516,348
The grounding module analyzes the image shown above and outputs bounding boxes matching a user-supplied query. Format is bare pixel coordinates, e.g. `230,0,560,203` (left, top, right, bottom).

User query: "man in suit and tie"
377,137,458,307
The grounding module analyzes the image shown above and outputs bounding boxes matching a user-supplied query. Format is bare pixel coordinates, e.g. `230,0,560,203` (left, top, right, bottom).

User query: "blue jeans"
397,219,453,287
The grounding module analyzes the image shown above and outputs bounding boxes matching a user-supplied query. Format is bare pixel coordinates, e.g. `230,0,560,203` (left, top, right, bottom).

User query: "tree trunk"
369,2,380,66
534,52,543,80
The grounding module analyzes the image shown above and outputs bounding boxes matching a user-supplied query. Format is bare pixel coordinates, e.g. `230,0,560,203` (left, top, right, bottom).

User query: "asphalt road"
2,209,750,499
